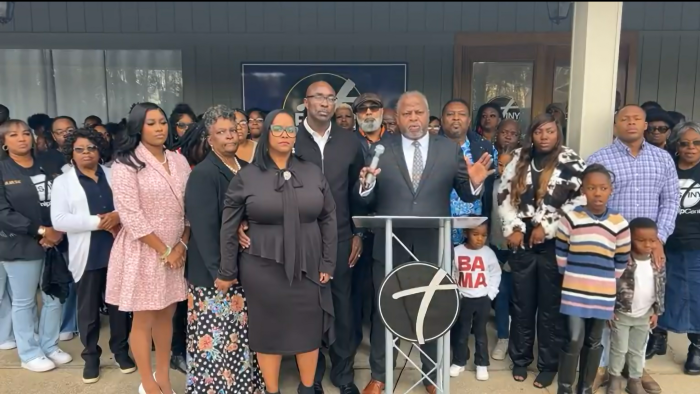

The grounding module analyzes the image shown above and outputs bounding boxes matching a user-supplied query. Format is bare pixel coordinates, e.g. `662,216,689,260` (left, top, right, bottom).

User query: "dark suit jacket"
184,153,247,287
295,122,365,241
353,133,480,265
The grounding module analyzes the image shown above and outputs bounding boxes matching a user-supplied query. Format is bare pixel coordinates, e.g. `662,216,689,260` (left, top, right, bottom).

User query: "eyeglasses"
53,128,74,137
270,125,298,136
249,118,264,124
73,145,98,154
647,125,670,133
357,104,382,113
428,126,440,131
236,120,248,128
306,95,338,104
679,140,700,148
176,122,193,129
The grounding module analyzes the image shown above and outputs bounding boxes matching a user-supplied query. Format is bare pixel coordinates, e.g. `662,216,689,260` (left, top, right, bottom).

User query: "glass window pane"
0,49,50,122
552,63,627,113
52,50,108,122
105,50,183,122
471,62,534,133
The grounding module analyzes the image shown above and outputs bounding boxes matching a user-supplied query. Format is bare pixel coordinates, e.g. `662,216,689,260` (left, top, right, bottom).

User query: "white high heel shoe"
138,373,165,394
153,372,176,394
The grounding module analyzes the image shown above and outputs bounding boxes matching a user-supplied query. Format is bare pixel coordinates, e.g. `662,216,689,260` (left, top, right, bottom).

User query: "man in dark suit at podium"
355,91,493,394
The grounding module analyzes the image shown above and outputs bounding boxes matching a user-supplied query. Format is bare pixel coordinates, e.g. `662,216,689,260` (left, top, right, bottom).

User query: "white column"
566,2,623,159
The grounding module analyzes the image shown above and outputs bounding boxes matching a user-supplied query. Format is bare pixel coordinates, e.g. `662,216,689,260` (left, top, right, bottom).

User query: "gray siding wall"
0,2,699,117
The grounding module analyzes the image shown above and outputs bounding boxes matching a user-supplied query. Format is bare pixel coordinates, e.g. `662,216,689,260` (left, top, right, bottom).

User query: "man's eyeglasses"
270,125,298,136
647,125,670,133
53,128,74,137
679,140,700,148
176,122,193,129
306,95,338,104
73,145,98,154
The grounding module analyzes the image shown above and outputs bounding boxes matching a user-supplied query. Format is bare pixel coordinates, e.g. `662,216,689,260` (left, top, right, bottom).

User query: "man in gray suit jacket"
355,91,493,394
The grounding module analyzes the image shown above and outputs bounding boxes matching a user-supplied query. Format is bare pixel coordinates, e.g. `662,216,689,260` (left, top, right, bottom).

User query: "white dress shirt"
360,133,483,196
303,118,332,159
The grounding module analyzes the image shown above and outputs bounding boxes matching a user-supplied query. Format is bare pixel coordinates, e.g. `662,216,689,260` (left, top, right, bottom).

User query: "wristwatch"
37,226,46,237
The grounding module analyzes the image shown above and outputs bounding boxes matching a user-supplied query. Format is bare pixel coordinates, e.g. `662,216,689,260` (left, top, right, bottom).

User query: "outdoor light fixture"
0,2,15,25
547,2,572,25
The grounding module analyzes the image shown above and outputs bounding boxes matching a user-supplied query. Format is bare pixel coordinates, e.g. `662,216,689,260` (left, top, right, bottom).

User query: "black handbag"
41,247,72,303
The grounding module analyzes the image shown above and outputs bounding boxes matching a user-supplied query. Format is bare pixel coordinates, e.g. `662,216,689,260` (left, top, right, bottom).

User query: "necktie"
412,140,424,191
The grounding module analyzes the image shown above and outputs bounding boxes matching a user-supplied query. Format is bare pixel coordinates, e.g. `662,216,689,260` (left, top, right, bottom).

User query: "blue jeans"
0,277,13,344
495,271,512,339
0,259,62,363
60,281,77,334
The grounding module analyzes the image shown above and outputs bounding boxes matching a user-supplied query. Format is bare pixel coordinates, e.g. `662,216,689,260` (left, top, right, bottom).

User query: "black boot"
685,333,700,375
298,382,315,394
557,349,578,394
577,345,604,394
645,328,667,360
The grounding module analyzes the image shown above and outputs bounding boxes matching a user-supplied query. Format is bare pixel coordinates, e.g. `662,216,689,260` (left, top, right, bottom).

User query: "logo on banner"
283,73,362,124
488,96,522,120
378,262,460,345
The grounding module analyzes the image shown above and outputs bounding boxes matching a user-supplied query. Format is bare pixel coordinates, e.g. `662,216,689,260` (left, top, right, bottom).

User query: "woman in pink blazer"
106,103,191,394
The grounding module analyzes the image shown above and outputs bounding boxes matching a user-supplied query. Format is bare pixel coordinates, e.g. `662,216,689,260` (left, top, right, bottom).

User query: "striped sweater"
555,206,631,320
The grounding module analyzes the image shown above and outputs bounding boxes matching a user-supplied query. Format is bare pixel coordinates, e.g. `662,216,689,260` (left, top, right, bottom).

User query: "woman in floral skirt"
183,105,264,393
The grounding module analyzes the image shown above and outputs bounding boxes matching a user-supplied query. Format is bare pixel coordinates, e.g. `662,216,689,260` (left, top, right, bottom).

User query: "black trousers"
316,238,355,387
452,296,491,367
351,233,375,350
76,268,131,366
558,316,606,393
508,241,565,372
172,300,188,357
369,258,437,386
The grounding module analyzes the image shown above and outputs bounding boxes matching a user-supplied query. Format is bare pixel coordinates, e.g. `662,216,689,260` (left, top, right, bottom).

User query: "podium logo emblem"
378,262,460,345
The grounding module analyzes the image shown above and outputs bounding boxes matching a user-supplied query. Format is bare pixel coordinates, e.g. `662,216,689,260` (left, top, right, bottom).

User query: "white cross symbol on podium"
391,270,458,345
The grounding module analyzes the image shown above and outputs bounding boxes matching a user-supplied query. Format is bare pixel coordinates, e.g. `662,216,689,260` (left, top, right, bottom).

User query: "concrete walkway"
0,320,696,394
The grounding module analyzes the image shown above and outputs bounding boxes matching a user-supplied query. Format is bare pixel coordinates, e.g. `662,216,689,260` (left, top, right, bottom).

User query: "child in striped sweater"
555,164,631,394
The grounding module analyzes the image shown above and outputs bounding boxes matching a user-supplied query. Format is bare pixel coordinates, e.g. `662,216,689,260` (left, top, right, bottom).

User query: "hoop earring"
99,158,105,165
1,145,7,151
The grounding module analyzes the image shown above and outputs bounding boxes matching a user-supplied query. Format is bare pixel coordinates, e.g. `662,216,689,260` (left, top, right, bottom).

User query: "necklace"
215,151,241,173
531,160,543,173
158,152,168,165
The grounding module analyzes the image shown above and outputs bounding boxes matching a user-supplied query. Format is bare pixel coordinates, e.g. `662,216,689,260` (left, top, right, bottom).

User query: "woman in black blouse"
184,105,263,393
220,109,337,394
0,119,70,372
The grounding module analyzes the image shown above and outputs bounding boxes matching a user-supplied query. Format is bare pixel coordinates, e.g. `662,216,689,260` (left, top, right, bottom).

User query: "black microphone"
364,144,385,186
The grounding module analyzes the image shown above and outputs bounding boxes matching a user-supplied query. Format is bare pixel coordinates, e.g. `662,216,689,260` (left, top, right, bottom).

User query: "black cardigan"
295,122,366,241
0,154,63,261
184,153,247,287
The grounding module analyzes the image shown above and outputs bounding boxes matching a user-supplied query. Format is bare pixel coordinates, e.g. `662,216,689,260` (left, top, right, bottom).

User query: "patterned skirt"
186,285,265,394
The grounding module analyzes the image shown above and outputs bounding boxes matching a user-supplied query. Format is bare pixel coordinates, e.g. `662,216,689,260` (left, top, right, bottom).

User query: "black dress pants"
316,238,355,387
368,258,437,386
508,241,565,372
558,316,606,394
171,300,188,357
351,233,375,349
451,296,491,367
76,268,131,366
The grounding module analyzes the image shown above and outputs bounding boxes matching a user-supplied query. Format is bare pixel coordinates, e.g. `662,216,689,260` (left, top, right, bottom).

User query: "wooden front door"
453,32,639,128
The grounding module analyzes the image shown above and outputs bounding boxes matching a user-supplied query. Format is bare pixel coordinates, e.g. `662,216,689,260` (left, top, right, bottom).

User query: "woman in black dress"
184,105,264,394
220,109,337,394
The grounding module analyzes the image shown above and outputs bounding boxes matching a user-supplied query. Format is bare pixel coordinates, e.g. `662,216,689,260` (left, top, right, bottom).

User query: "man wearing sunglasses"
644,108,677,153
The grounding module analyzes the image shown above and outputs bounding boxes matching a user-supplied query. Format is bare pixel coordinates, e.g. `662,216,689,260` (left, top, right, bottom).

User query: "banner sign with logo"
242,63,408,125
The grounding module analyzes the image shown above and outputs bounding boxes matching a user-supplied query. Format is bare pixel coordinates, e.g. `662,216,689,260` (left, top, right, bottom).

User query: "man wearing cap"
349,93,391,354
294,80,367,393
